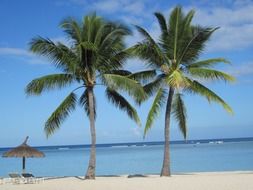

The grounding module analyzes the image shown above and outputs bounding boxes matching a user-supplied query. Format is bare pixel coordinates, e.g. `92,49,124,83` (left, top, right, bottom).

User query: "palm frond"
82,13,104,43
143,74,166,96
102,74,147,103
183,10,195,29
154,12,168,39
106,88,141,126
175,9,195,59
109,69,132,76
29,37,77,72
100,22,131,49
135,25,157,44
45,92,77,137
172,93,187,139
179,26,219,63
186,79,233,114
97,51,130,72
188,68,235,82
80,41,98,52
132,25,165,67
128,70,156,83
131,42,165,68
170,6,181,60
144,88,167,136
187,58,230,68
60,17,82,44
25,74,74,95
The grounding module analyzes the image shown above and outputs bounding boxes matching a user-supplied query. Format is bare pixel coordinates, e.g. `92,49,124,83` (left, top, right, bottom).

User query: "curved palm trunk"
161,88,174,176
85,87,96,179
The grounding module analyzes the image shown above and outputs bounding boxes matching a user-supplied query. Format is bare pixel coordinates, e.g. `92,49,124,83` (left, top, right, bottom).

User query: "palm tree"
131,6,235,176
25,14,146,179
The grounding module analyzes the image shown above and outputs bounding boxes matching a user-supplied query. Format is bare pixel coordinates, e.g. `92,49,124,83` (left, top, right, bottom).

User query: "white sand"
1,171,253,190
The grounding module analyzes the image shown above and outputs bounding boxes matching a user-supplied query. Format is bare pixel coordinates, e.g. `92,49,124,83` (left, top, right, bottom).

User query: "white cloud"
65,0,253,53
0,47,48,65
126,1,253,53
191,3,253,52
0,47,32,57
27,58,47,65
92,0,145,15
120,15,144,25
207,24,253,52
224,62,253,84
0,35,71,65
125,1,253,53
93,0,120,13
194,5,253,26
68,0,152,25
226,62,253,77
233,0,253,7
124,1,144,13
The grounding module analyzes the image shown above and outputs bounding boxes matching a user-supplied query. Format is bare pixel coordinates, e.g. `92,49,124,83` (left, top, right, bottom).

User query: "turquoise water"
0,141,253,177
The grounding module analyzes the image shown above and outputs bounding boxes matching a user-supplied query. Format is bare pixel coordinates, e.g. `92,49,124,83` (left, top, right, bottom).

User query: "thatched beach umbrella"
2,136,45,173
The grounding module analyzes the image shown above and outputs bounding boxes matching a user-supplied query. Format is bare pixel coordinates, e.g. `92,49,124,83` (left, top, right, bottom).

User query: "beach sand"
1,171,253,190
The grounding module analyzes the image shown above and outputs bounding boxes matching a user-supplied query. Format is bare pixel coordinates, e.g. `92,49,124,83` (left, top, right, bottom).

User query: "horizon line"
1,136,253,150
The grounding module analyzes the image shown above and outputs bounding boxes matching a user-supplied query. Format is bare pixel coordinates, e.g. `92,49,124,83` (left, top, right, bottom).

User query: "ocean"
0,138,253,177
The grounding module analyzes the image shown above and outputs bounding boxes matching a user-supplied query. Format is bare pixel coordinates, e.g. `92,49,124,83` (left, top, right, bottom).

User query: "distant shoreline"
1,137,253,150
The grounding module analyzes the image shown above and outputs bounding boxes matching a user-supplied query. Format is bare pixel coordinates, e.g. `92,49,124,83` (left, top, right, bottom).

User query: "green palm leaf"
188,68,235,82
45,92,77,137
80,41,98,52
186,79,233,114
109,69,132,76
128,70,156,83
179,26,218,63
170,6,181,60
29,37,77,72
187,58,230,68
82,13,104,43
144,88,167,136
25,74,74,95
143,74,165,96
172,93,187,139
154,12,168,39
99,22,131,49
135,25,157,44
106,88,141,126
97,51,129,72
102,74,147,102
60,17,82,44
133,25,165,67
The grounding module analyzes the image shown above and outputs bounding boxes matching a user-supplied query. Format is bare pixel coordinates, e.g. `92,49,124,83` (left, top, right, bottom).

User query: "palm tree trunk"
161,87,174,176
85,87,96,179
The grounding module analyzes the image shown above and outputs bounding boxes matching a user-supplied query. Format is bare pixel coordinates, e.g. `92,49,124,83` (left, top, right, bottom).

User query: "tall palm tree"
131,6,235,176
25,14,146,179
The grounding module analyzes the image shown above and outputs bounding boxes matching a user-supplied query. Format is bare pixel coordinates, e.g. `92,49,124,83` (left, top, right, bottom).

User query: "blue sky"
0,0,253,147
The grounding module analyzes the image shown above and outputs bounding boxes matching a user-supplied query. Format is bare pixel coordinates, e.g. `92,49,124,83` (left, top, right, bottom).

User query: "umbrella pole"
22,157,26,173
